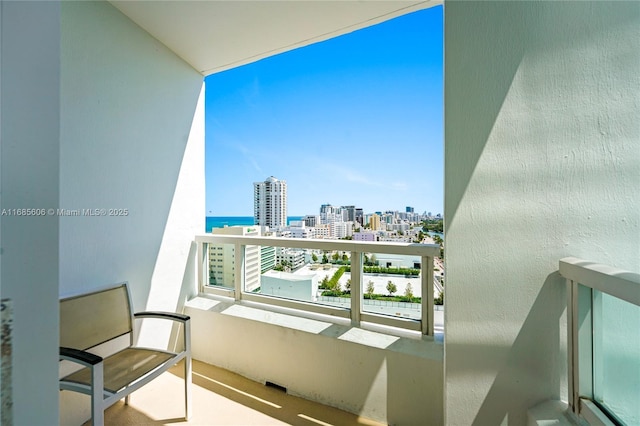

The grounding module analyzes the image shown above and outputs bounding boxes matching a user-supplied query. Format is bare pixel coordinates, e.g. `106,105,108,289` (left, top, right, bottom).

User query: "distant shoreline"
205,216,303,232
205,216,443,237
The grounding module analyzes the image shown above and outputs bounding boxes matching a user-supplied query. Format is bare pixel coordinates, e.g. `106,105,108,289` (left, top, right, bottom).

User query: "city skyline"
205,6,443,216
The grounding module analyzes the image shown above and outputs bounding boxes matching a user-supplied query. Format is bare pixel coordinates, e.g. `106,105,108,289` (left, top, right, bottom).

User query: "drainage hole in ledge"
265,381,287,393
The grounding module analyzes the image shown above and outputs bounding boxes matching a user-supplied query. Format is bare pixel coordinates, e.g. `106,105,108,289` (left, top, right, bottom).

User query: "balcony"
55,251,637,426
182,235,444,425
60,237,444,425
90,360,384,425
2,2,638,425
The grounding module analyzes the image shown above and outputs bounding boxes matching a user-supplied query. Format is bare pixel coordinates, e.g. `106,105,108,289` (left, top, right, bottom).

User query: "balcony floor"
88,359,384,425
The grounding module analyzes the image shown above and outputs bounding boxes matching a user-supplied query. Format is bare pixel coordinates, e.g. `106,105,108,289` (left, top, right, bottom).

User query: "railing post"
422,255,434,336
234,243,245,301
567,277,579,416
196,241,204,293
591,286,603,407
350,250,362,327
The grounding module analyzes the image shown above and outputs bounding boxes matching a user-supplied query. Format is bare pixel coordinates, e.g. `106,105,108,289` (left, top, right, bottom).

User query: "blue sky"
205,6,443,217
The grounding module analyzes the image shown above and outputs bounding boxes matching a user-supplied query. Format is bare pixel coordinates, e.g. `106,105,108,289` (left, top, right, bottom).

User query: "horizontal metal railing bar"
202,286,234,297
196,234,439,257
580,399,617,426
560,257,640,306
241,293,351,319
360,312,422,332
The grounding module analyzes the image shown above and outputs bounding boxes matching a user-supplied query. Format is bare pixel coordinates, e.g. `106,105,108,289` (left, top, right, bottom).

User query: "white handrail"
560,257,640,307
196,234,439,256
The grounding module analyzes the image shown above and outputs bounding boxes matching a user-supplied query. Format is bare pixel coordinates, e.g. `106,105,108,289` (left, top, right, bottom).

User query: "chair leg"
125,394,130,405
91,363,105,426
185,356,192,420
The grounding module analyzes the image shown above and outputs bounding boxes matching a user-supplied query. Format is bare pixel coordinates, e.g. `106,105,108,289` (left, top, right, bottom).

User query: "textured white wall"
0,2,61,424
59,2,203,422
59,1,203,308
444,2,639,424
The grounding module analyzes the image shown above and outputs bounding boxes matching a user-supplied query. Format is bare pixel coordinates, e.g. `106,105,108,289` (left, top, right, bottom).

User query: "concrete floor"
92,359,385,426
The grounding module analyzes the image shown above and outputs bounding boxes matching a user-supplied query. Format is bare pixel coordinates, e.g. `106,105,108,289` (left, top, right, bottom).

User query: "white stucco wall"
444,2,639,425
58,1,204,422
59,0,203,311
186,298,443,425
0,2,61,424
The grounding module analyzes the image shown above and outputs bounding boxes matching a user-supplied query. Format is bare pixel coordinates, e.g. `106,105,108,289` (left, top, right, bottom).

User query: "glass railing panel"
197,234,439,334
360,252,422,321
313,250,351,309
242,243,262,293
592,290,640,425
236,244,351,310
205,242,235,289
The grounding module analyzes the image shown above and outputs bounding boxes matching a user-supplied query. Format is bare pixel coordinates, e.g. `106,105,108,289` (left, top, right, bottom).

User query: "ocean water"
205,216,303,232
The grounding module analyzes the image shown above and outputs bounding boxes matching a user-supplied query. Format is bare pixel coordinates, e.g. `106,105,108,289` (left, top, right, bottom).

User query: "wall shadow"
471,272,566,425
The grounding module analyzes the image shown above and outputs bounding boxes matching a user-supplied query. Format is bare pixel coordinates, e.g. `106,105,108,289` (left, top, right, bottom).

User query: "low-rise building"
314,224,330,239
353,231,376,242
276,247,306,270
260,270,318,302
331,221,353,239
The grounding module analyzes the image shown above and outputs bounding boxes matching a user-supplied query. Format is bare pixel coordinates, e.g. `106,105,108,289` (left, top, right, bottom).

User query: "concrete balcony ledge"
527,400,576,426
184,295,444,425
186,295,443,354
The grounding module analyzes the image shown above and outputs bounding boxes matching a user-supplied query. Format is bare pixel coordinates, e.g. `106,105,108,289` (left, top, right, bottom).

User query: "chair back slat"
60,283,132,350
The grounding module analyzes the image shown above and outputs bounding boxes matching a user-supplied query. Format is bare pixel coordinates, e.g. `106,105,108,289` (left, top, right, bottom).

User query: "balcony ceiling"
109,0,439,76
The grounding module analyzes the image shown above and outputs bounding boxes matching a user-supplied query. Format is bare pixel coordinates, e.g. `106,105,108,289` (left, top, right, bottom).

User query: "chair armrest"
134,311,191,354
60,346,103,367
134,311,190,323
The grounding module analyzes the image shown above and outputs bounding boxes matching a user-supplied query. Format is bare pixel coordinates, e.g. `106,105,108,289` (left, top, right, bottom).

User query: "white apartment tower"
254,176,287,229
209,226,261,292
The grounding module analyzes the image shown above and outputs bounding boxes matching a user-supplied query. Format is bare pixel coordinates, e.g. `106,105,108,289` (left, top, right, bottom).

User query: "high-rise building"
342,205,356,222
260,246,276,273
406,206,414,213
254,176,287,229
369,213,381,231
209,226,261,291
319,204,335,215
320,203,339,224
303,215,320,227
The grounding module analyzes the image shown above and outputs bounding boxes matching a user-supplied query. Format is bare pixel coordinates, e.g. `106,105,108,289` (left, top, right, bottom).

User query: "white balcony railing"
560,257,640,426
196,235,440,335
